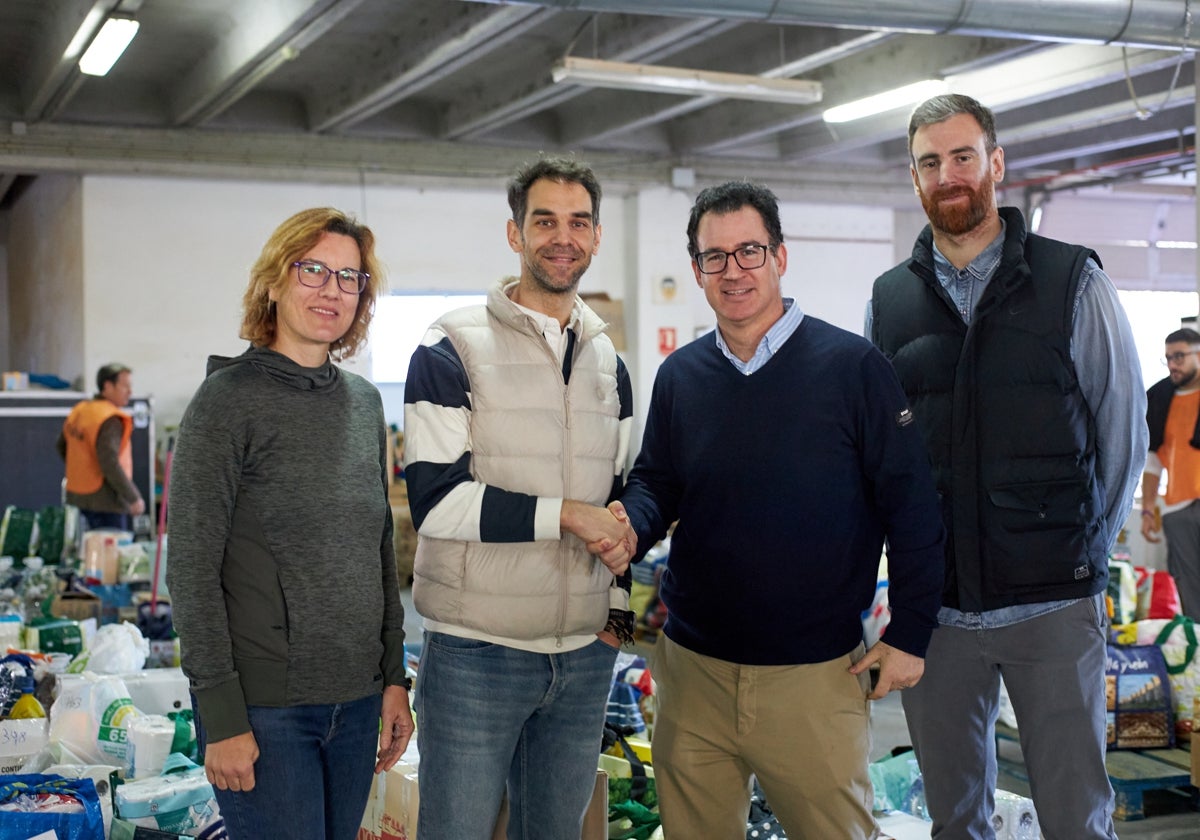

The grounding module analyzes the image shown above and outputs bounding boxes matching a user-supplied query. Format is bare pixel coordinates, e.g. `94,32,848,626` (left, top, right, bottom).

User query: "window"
371,292,487,383
1117,289,1199,390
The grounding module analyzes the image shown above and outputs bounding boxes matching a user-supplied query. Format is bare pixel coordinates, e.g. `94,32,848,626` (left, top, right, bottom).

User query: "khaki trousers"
651,635,878,839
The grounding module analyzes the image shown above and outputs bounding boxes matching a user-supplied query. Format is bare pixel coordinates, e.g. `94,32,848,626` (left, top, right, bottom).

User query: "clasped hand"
561,500,637,575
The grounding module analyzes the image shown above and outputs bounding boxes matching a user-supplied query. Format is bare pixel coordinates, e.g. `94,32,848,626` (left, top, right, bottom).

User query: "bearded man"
868,93,1146,839
1142,327,1200,620
401,156,636,839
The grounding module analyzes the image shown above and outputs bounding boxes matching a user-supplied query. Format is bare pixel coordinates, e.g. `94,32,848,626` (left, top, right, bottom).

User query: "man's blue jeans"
195,692,382,840
414,631,618,840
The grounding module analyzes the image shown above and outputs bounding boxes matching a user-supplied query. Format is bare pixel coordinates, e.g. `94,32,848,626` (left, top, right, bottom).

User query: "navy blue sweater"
621,317,944,665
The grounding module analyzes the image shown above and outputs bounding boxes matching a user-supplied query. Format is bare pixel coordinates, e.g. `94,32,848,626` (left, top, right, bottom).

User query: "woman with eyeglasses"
167,208,413,840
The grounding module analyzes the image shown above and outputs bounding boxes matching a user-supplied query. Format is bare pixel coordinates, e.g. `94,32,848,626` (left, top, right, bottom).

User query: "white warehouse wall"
77,174,628,427
628,187,896,432
8,172,904,442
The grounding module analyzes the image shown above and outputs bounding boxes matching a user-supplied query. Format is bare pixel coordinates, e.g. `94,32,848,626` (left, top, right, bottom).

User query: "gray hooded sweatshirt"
167,346,405,742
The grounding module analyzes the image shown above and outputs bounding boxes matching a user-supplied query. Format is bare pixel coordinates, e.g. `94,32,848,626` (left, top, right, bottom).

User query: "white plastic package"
116,754,227,838
58,667,189,717
992,789,1040,839
69,621,149,674
48,672,143,767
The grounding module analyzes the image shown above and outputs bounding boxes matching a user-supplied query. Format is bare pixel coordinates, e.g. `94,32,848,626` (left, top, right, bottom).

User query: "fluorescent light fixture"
79,17,140,77
552,56,822,105
822,79,947,124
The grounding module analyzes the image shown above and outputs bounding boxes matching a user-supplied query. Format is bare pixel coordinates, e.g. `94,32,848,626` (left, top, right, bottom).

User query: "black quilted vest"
871,208,1108,610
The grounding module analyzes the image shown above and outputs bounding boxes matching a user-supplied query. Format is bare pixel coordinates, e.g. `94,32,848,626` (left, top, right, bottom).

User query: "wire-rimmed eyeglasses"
694,244,771,274
292,260,368,295
1163,350,1199,365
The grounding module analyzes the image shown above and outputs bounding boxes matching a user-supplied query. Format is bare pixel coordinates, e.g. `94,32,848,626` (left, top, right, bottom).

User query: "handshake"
561,500,637,575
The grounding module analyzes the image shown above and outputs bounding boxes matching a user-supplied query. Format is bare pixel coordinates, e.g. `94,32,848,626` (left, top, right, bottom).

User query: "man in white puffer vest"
403,156,637,840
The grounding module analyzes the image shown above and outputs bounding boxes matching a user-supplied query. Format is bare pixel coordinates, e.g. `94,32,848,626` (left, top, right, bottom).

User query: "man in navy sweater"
610,182,945,838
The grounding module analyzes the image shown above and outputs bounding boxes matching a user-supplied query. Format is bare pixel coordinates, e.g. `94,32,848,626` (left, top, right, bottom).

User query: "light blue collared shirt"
714,297,804,375
867,220,1148,628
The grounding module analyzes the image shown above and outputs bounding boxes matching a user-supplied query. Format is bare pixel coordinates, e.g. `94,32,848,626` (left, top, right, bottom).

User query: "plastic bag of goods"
114,753,227,838
68,621,149,674
49,672,143,767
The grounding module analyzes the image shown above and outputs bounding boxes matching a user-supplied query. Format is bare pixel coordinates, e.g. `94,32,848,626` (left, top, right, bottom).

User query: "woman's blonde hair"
240,208,383,360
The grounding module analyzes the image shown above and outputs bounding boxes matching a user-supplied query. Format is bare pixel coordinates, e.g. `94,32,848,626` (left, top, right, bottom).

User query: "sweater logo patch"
1074,565,1090,580
896,408,914,428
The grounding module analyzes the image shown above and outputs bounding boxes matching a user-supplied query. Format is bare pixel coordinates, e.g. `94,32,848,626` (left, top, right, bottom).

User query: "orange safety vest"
62,399,134,495
1159,390,1200,505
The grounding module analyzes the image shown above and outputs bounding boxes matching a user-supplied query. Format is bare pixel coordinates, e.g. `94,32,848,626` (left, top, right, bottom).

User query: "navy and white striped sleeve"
402,325,554,543
609,355,635,503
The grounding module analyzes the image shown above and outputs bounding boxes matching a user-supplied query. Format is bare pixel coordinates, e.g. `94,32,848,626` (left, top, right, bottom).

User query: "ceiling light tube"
822,79,948,124
552,56,822,105
79,17,140,77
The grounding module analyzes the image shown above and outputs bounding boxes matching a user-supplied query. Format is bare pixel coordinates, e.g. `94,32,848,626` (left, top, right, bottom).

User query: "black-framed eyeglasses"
694,244,772,274
1163,350,1199,365
292,260,368,295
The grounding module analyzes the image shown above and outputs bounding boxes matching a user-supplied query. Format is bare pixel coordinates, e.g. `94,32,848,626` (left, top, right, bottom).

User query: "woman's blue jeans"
195,691,382,840
414,631,618,840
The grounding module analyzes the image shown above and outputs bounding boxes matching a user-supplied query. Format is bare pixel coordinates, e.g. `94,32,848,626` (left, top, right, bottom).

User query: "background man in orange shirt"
1143,327,1200,619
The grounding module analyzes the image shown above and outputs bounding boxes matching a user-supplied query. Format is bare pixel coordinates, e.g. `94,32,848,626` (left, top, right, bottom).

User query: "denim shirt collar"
932,220,1006,324
715,297,804,375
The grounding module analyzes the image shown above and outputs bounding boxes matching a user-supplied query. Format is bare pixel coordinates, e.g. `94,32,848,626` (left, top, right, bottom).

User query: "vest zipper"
557,331,574,646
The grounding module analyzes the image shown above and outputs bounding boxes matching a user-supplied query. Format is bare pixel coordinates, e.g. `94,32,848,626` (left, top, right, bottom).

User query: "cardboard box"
580,293,626,351
359,763,607,840
1192,729,1198,786
50,591,103,624
392,505,416,585
1,372,29,391
582,774,609,840
1192,694,1199,786
358,763,419,840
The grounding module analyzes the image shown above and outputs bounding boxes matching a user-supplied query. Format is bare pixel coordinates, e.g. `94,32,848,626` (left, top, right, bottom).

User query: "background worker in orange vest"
56,362,146,531
1143,327,1200,620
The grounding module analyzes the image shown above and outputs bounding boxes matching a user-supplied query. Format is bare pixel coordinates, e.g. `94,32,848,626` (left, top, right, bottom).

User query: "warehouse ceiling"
0,0,1197,209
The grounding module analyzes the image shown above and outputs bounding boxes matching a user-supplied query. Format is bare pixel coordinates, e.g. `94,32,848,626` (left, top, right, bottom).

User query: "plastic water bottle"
905,775,930,820
1013,808,1040,840
17,556,50,618
0,605,21,651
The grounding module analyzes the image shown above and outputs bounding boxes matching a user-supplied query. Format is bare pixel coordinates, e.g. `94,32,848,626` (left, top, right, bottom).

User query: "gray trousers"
901,596,1116,840
1162,500,1200,620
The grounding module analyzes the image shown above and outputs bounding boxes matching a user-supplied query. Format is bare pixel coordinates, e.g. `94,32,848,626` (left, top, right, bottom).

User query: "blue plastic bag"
0,772,105,839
